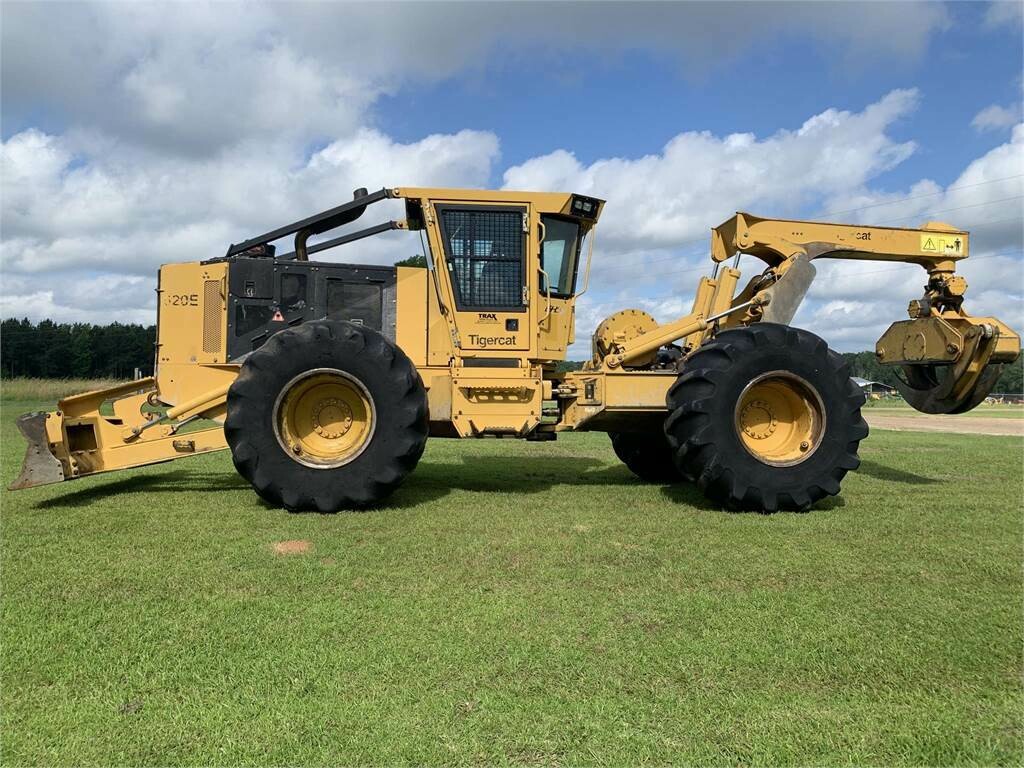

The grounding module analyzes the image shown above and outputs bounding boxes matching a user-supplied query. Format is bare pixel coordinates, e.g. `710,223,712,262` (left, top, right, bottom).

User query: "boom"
588,212,1018,414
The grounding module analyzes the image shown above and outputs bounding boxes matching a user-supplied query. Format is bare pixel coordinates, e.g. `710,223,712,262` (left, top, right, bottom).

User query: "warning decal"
920,234,964,255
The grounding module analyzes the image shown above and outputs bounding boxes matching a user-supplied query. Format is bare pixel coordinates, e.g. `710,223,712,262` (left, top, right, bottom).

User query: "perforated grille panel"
202,280,222,354
440,208,524,310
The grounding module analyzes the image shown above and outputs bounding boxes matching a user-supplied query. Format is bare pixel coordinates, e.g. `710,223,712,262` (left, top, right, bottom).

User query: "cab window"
439,206,525,311
540,216,581,298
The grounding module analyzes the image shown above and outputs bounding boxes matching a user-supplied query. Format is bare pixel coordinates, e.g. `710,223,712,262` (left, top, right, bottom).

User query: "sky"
1,0,1022,355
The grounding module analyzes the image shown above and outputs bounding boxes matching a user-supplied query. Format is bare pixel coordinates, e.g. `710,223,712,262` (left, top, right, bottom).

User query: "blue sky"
1,1,1021,353
373,1,1019,188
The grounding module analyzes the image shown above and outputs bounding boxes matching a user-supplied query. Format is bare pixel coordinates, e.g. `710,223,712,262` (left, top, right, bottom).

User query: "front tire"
664,324,868,512
225,320,428,512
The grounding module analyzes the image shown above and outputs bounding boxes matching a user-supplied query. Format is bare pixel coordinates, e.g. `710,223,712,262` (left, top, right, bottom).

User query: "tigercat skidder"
11,187,1020,511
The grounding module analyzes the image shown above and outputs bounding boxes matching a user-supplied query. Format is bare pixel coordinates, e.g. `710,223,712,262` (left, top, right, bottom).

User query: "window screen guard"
438,206,526,311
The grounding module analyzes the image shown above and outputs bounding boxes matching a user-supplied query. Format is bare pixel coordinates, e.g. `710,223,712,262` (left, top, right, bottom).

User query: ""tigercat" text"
468,335,515,347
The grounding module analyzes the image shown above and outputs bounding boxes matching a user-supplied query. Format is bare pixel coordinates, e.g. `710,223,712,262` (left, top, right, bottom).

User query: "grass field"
1,395,1022,765
0,378,128,402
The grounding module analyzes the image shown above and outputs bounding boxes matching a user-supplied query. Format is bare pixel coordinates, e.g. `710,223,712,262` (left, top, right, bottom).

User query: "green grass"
2,396,1022,766
0,378,129,402
862,398,1024,418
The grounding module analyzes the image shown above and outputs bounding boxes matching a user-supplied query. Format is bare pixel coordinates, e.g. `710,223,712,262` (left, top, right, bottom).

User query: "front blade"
8,412,65,490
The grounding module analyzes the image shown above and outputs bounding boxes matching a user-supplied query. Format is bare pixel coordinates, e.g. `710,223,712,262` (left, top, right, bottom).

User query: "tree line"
2,317,1022,393
1,319,156,379
841,350,1023,394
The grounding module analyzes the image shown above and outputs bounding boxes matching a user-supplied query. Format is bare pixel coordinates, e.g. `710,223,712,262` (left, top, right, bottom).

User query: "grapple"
877,301,1020,414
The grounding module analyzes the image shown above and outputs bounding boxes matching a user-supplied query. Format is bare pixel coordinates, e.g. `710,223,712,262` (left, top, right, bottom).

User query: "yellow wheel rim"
273,368,375,469
734,371,825,467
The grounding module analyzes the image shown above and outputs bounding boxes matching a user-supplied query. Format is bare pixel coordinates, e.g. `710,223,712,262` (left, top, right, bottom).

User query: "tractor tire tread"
664,323,867,512
224,320,428,512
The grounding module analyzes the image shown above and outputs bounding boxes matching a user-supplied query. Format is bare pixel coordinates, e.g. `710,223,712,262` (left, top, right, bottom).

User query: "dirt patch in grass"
272,540,312,556
865,412,1024,436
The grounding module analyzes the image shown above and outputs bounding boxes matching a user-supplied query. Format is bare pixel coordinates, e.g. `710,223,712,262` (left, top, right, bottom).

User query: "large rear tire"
225,320,428,512
664,323,868,512
609,431,683,483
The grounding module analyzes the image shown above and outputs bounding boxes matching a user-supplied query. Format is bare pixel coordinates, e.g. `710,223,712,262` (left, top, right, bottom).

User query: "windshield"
540,216,581,298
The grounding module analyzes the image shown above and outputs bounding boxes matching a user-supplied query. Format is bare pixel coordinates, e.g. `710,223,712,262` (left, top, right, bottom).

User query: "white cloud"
0,127,500,325
972,103,1021,132
821,123,1024,254
0,275,156,326
504,90,920,252
984,0,1024,28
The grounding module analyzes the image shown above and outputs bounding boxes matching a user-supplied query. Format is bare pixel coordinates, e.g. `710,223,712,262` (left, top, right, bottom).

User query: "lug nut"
799,441,810,451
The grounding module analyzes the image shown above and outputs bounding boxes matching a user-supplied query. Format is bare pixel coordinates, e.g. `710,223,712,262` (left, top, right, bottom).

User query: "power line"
819,174,1024,218
874,195,1024,225
603,174,1024,264
590,213,1024,283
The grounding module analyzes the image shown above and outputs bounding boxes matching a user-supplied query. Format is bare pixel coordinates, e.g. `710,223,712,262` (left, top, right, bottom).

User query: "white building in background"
851,377,897,396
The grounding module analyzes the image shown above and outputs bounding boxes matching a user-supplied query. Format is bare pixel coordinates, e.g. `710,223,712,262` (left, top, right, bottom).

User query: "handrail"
576,227,596,298
224,188,391,258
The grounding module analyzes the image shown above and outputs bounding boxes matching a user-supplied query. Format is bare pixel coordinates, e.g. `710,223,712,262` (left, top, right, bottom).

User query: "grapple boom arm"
705,212,1020,414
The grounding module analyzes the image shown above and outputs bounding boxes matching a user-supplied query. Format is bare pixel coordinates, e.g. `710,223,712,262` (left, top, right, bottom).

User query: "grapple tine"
895,362,1004,415
946,364,1004,414
894,366,956,414
8,412,65,490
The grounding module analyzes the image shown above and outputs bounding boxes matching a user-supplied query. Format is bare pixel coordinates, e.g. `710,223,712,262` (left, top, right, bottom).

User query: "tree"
394,254,427,268
69,323,94,377
995,359,1023,394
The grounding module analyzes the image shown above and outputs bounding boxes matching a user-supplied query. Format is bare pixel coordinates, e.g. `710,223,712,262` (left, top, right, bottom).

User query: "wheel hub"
312,398,354,439
739,399,778,440
273,369,375,469
734,371,825,467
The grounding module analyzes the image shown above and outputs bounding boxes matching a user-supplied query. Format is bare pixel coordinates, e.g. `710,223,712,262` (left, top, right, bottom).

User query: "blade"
8,412,65,490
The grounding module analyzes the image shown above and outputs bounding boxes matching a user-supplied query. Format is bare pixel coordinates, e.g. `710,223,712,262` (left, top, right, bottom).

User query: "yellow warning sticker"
920,234,964,255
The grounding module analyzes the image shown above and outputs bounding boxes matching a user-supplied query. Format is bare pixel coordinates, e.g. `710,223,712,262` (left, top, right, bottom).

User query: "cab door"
431,202,532,353
536,214,585,360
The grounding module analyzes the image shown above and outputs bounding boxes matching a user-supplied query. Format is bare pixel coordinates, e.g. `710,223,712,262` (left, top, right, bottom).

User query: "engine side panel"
224,257,397,360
